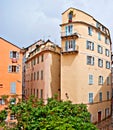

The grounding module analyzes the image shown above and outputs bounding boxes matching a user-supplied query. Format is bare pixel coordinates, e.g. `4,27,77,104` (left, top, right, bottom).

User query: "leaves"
3,97,97,130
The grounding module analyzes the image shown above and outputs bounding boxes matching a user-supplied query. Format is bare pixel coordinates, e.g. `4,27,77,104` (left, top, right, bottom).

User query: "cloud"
0,0,113,47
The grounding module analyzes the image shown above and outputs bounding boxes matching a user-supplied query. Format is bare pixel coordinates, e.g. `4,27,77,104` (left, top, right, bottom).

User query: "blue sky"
0,0,113,48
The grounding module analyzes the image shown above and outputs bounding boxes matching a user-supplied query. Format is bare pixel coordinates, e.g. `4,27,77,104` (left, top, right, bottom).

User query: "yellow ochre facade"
61,8,112,123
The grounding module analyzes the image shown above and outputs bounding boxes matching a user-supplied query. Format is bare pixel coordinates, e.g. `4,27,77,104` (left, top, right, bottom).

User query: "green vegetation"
1,96,98,130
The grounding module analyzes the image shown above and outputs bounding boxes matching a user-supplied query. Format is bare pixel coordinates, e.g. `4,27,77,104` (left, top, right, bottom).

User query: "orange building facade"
0,37,23,123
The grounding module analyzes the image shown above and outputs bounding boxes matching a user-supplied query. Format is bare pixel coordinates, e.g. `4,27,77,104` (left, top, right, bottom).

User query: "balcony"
61,31,79,39
61,45,79,54
41,45,56,52
12,58,17,63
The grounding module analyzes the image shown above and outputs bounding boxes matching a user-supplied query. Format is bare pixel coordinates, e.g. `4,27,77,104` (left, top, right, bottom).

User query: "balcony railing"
12,58,17,63
41,45,56,52
61,31,79,38
61,45,79,54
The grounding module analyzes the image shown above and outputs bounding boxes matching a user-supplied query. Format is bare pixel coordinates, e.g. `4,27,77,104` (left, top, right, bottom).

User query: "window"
107,77,110,85
37,71,39,80
105,37,110,44
41,54,44,62
0,99,5,105
8,65,19,73
88,27,93,36
34,89,35,97
107,91,110,100
105,108,110,118
10,51,19,59
37,89,38,98
10,114,16,120
34,58,36,65
98,32,101,40
65,40,75,51
10,82,16,94
98,59,103,67
31,89,32,95
105,49,110,57
87,56,94,65
65,25,73,36
98,76,103,85
89,75,93,85
31,60,34,67
37,57,39,64
34,72,36,80
89,93,93,103
99,92,102,102
10,98,16,104
98,45,103,54
86,41,94,51
106,61,110,69
40,89,43,99
41,70,43,80
31,73,33,81
68,11,73,22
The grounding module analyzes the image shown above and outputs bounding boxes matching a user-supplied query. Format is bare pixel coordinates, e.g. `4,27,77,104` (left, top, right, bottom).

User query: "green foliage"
8,97,98,130
0,109,7,126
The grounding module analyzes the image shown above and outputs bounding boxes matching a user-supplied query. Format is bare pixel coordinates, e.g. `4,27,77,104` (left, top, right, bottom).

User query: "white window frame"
98,45,103,54
105,49,110,57
98,59,103,67
89,93,93,103
106,61,110,69
87,56,94,65
86,41,94,51
99,76,103,85
89,74,93,85
88,27,93,36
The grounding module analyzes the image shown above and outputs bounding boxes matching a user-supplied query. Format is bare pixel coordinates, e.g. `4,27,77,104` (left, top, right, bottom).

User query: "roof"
62,7,109,30
0,37,21,49
26,39,44,49
62,7,93,18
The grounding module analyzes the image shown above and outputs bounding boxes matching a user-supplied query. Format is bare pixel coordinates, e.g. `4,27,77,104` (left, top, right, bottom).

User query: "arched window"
68,11,73,22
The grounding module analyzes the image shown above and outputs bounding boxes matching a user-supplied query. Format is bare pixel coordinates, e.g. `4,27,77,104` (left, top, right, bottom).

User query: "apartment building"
22,39,44,98
24,40,61,102
0,37,23,122
60,8,112,123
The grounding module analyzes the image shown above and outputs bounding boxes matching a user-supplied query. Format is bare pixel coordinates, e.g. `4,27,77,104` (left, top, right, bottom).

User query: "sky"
0,0,113,48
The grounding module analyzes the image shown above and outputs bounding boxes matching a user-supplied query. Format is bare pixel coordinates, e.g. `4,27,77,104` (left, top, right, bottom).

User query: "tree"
8,97,98,130
0,109,7,127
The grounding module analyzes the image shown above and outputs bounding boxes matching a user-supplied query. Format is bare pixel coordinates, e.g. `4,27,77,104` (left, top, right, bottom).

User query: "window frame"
98,45,103,54
89,74,93,85
89,93,93,103
106,61,110,69
98,76,103,85
87,56,94,65
86,40,94,51
98,58,103,68
88,26,93,36
99,92,102,102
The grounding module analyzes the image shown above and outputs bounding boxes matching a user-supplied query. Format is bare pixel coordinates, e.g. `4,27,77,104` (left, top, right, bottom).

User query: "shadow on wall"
50,53,61,100
88,72,112,124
